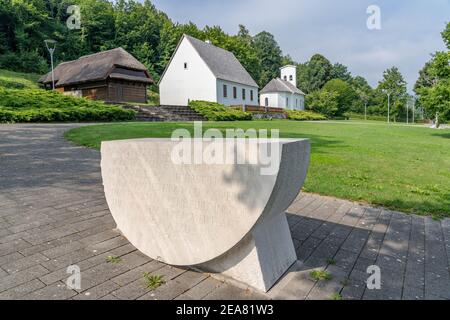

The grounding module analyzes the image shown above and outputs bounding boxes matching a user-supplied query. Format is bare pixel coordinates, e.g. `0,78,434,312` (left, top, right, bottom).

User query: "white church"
260,65,305,110
159,34,259,106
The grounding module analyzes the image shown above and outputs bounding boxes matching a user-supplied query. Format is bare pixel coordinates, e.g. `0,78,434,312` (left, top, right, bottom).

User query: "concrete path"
0,124,449,300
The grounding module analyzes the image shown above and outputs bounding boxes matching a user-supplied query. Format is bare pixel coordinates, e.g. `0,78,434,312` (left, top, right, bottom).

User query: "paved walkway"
0,124,449,300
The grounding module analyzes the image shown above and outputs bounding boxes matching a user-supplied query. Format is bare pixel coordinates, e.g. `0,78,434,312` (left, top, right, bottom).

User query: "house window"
286,97,289,107
250,90,254,101
223,85,228,98
290,75,293,81
242,88,246,100
265,97,269,107
233,87,237,99
184,62,188,70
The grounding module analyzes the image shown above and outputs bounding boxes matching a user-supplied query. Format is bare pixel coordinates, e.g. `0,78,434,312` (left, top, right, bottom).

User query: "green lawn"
0,69,41,89
65,121,450,218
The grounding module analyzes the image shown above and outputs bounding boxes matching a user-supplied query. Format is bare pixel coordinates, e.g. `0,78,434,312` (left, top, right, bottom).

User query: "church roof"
184,35,258,88
260,78,305,95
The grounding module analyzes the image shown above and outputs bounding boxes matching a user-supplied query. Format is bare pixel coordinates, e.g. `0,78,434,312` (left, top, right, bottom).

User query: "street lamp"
44,40,57,90
406,99,409,124
382,90,391,124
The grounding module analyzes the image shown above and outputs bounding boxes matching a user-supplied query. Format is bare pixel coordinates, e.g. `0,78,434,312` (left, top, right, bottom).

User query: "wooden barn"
39,48,154,104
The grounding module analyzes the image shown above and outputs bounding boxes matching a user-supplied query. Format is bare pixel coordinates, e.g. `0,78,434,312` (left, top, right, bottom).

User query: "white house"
260,65,305,110
159,34,259,106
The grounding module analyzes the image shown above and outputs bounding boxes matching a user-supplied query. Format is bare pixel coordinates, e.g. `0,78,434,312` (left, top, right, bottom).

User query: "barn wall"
108,80,147,104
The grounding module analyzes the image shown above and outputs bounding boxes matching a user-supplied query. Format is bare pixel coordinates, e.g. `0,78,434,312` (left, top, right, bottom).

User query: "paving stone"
363,286,402,300
73,280,120,300
0,264,49,292
2,253,50,274
334,249,358,272
0,252,24,266
341,229,370,254
203,283,268,300
402,286,424,300
111,260,165,287
0,239,31,257
295,236,322,261
139,270,208,300
22,281,77,300
181,277,224,300
0,279,46,300
111,277,153,300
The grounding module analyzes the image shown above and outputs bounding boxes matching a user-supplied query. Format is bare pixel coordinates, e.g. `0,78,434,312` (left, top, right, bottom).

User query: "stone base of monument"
101,138,310,293
198,210,297,292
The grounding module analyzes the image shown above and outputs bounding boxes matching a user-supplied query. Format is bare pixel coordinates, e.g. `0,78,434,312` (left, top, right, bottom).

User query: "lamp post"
407,99,409,124
364,101,368,121
382,90,391,124
44,40,57,90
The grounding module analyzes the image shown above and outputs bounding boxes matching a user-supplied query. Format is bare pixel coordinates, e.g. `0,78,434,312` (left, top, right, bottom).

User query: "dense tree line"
414,23,450,127
0,0,446,122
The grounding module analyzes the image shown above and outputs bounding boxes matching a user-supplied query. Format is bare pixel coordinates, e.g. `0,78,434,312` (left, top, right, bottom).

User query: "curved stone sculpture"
101,138,310,292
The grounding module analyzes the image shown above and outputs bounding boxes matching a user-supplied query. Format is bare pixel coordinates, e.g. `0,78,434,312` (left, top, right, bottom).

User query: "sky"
149,0,449,92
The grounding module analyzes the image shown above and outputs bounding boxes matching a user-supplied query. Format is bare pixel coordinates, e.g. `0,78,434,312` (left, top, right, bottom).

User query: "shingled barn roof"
39,47,153,87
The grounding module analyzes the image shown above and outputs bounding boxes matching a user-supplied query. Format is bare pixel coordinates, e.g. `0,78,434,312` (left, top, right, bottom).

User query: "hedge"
0,88,135,123
286,110,327,121
188,100,252,121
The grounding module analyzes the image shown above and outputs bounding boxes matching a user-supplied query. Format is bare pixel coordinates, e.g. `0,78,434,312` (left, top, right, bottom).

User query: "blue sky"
150,0,449,92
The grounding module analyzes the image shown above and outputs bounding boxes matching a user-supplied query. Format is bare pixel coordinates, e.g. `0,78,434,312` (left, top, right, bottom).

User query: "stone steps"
125,105,205,122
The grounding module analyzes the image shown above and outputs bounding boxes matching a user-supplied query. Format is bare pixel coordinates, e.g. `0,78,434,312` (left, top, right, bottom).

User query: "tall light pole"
406,99,409,124
364,101,368,121
382,90,391,124
44,40,57,90
412,96,416,124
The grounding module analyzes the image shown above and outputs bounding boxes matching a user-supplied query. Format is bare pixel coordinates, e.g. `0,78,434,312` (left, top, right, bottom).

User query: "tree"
442,22,450,49
417,51,450,127
305,90,339,118
330,63,352,82
252,31,283,87
322,79,357,115
415,22,450,127
350,76,374,113
377,67,408,121
298,54,333,93
414,61,434,94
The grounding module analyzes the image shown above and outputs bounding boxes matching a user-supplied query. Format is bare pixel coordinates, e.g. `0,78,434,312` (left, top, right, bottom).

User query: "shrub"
286,110,327,121
343,112,387,122
189,100,252,121
0,87,135,123
306,90,339,118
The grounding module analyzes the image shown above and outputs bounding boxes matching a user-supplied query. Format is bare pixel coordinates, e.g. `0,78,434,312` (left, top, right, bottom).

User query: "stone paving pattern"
0,124,449,300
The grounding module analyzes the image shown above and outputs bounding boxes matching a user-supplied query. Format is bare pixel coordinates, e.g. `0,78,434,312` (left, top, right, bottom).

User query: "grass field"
0,69,41,89
66,120,450,218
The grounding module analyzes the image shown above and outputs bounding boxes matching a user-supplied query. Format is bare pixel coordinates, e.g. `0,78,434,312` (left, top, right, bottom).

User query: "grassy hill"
0,69,135,123
0,69,41,89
